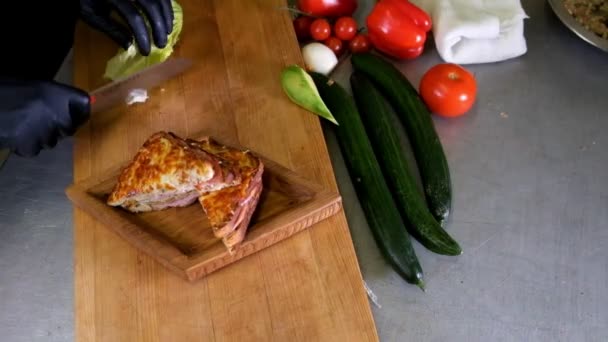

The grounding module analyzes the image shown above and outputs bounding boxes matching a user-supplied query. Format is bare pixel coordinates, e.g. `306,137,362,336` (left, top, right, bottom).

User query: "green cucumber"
351,53,452,226
350,72,462,256
309,72,424,289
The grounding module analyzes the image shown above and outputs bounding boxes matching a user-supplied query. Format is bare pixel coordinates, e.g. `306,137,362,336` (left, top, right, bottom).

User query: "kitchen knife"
0,57,194,167
90,57,194,114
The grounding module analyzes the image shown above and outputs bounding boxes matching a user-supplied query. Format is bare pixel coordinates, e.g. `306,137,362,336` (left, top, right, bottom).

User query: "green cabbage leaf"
104,0,183,80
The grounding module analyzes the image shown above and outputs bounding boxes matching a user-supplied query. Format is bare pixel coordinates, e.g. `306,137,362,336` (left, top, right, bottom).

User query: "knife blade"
90,57,194,114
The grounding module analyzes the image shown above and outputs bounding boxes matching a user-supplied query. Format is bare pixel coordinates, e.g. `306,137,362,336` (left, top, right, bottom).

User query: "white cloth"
411,0,529,64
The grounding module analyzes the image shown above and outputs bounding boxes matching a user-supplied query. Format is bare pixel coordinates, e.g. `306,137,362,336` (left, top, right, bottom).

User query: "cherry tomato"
348,34,372,53
310,18,331,41
323,36,345,57
419,63,477,118
293,16,314,41
334,17,358,41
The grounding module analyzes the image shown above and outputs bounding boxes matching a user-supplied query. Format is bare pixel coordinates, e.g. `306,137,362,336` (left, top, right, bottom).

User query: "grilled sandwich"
188,137,264,252
107,132,240,213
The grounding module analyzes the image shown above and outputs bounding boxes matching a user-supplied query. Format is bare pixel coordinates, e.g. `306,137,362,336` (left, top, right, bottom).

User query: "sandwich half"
107,132,241,213
187,137,264,253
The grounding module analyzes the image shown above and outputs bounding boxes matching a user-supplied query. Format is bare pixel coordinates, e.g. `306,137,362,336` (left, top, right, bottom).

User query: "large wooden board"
72,0,378,341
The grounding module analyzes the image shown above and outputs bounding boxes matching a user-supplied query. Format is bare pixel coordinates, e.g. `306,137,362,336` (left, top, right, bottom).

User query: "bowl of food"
548,0,608,52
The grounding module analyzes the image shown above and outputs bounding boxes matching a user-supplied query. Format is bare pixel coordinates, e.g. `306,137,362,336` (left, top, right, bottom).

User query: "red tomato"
310,18,331,41
324,36,344,56
334,17,358,41
348,34,372,53
293,16,314,41
419,63,477,118
297,0,357,18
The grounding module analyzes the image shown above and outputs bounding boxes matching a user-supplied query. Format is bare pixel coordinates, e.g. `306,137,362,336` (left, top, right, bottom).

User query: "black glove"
0,78,91,157
80,0,174,56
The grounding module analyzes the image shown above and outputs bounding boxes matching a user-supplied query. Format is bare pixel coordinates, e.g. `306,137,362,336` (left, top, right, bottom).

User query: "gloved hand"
80,0,174,56
0,78,90,157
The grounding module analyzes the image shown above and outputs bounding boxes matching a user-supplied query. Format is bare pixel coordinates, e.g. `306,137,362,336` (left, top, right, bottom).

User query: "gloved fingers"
8,109,46,158
49,83,91,136
58,104,88,138
135,0,168,48
159,0,174,35
36,110,59,153
109,0,151,56
68,89,92,130
13,142,41,158
13,131,44,158
42,127,61,149
81,13,132,51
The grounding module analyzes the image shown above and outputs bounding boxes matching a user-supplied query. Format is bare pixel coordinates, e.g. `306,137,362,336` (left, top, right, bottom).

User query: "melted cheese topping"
107,132,219,206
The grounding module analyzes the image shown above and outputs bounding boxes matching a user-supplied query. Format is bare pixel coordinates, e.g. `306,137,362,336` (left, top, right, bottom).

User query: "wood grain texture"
72,0,378,341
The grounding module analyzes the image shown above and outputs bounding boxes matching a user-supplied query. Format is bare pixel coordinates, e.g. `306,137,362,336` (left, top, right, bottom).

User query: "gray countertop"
1,1,607,341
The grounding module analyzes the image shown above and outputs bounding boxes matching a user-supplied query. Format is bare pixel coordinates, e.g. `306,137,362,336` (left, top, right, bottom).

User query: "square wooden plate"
65,139,343,282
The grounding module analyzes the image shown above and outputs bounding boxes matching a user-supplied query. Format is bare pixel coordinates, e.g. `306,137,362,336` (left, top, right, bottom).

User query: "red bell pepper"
366,0,432,60
297,0,358,18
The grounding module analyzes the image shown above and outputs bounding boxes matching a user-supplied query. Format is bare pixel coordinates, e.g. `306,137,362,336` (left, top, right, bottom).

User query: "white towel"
411,0,529,64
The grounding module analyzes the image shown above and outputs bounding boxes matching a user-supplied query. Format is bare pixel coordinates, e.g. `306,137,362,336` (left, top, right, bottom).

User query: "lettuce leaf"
104,0,183,80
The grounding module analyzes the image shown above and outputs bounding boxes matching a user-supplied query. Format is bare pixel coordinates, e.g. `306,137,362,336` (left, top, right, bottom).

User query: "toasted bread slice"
107,132,240,213
188,137,264,252
221,181,263,253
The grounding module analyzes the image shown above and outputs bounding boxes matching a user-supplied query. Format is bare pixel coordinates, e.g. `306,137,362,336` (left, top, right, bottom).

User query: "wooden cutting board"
72,0,378,341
